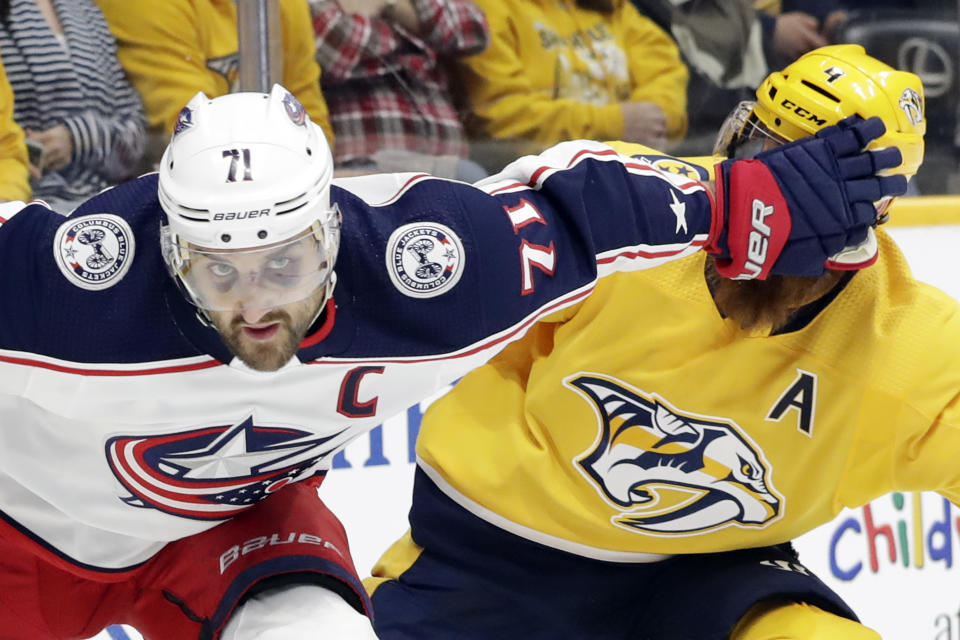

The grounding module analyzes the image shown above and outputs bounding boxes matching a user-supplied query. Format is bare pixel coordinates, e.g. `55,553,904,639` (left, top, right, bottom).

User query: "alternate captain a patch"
566,374,782,536
386,222,465,298
53,214,135,290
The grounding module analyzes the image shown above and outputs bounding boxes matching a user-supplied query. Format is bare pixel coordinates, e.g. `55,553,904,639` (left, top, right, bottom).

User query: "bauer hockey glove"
707,115,907,279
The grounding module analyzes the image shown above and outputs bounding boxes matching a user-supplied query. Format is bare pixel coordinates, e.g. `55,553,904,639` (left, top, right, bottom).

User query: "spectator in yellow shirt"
0,54,28,202
459,0,688,165
96,0,335,165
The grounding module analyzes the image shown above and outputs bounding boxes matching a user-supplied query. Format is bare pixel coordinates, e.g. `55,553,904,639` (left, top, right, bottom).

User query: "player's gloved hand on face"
706,115,908,279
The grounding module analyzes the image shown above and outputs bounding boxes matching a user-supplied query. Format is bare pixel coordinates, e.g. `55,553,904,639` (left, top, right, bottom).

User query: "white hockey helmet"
159,85,340,313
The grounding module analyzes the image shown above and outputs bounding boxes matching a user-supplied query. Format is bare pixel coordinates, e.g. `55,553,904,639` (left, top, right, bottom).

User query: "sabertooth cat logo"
898,87,924,126
568,374,782,536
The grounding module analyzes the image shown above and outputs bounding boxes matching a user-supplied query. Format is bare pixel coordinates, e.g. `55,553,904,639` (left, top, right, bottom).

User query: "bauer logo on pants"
54,214,135,290
386,222,465,298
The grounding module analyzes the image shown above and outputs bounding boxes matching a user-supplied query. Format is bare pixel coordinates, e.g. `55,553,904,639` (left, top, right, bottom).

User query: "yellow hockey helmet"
715,44,925,180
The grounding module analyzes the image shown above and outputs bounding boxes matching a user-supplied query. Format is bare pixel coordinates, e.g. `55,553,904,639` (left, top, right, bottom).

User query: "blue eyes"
208,256,292,278
208,262,236,278
267,256,291,270
205,254,302,292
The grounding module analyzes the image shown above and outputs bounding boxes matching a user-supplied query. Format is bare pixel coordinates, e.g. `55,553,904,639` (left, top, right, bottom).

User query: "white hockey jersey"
0,141,713,573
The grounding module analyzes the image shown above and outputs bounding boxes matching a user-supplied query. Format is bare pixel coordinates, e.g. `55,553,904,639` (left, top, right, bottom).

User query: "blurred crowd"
0,0,956,207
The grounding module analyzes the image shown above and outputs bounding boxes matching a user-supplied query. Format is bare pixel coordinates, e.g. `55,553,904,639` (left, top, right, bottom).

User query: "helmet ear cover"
157,84,340,313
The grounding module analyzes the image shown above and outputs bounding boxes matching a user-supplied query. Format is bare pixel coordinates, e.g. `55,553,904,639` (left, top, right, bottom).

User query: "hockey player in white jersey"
0,84,904,639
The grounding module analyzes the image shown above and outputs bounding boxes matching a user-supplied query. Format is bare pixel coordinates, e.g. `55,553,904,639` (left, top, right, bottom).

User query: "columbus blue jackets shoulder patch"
386,222,465,298
53,213,135,290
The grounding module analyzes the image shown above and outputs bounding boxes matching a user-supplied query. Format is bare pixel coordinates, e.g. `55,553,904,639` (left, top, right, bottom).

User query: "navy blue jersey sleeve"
0,176,206,363
332,141,714,358
0,202,48,349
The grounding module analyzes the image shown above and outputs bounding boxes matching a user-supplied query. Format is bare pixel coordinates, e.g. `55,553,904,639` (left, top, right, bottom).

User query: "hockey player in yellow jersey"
367,45,940,639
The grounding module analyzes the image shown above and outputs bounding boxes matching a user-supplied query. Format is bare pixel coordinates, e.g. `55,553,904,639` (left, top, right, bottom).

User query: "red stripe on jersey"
307,286,592,366
596,238,708,264
305,239,702,367
488,151,703,195
369,173,432,206
0,354,223,376
299,298,337,348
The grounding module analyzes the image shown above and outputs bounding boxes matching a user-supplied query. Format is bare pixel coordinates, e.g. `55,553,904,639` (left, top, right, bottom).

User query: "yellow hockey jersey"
458,0,687,154
416,167,960,558
97,0,334,145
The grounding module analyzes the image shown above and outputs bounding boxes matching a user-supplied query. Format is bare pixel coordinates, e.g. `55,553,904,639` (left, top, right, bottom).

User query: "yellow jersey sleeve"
620,1,688,139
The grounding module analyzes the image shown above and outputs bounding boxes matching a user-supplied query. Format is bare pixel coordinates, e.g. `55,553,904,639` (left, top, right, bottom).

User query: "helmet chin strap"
308,272,337,327
195,308,214,329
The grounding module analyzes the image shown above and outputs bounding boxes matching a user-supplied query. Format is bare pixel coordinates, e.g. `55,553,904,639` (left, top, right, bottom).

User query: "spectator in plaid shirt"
310,0,489,181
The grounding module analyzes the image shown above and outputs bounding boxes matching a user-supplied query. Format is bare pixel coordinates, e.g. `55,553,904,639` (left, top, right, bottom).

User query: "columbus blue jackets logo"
206,52,239,90
173,106,193,138
386,222,465,298
283,90,307,127
568,374,782,535
53,214,135,290
106,417,345,520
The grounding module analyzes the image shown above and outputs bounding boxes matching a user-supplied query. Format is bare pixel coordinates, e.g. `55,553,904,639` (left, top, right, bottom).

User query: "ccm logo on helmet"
212,209,270,221
737,199,774,280
780,99,827,127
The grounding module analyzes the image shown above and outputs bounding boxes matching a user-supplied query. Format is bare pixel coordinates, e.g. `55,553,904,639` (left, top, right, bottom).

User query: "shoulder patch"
53,213,135,290
385,222,465,298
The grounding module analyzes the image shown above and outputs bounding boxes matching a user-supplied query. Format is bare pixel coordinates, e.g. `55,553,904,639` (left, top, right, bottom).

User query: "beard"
704,258,845,333
209,291,324,371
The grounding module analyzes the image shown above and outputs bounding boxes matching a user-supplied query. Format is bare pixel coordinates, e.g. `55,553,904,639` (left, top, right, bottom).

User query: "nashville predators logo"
568,374,781,536
207,53,240,91
898,87,924,126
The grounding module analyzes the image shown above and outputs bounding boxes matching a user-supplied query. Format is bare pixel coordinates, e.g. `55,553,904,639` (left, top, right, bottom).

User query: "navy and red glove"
706,116,907,279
